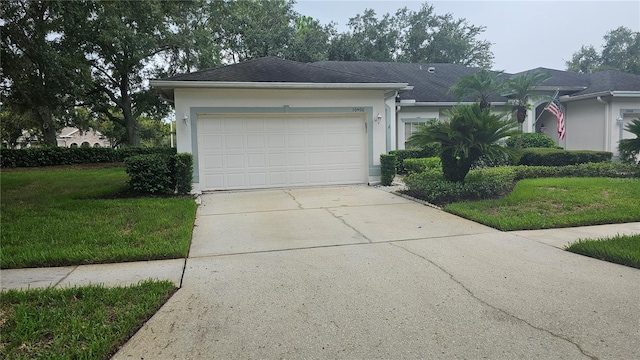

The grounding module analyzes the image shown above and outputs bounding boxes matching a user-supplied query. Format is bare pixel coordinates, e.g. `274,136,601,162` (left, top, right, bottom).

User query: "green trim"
385,104,392,153
188,106,379,180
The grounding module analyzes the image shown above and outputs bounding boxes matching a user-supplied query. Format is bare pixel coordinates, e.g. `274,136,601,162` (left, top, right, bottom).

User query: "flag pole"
533,89,559,127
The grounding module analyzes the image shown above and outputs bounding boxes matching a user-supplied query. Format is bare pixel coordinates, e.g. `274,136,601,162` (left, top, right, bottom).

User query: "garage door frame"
188,106,376,190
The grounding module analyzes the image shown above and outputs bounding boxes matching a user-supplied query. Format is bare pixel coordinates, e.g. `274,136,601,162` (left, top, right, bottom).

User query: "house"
56,127,110,148
151,57,640,192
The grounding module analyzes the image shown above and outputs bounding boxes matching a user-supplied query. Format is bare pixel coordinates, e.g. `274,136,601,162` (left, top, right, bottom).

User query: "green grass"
0,280,176,360
566,234,640,269
1,166,197,269
445,177,640,231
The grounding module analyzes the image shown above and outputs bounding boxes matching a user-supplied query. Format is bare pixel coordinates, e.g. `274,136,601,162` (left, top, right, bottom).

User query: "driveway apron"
113,186,640,359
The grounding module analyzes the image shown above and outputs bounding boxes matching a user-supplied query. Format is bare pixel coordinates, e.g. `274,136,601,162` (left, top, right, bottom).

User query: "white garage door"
197,114,367,190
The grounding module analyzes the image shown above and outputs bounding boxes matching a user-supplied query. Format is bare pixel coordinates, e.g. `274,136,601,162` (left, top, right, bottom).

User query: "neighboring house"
56,127,110,148
151,57,640,192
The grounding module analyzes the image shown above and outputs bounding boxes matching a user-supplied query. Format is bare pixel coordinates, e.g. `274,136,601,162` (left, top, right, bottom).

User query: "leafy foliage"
506,133,556,149
518,148,612,166
380,154,397,186
403,157,442,174
329,4,494,67
566,26,640,74
403,162,639,206
504,71,551,123
1,0,90,145
406,104,520,182
618,118,640,164
0,146,176,168
448,69,504,109
174,153,194,195
124,153,194,195
389,145,440,174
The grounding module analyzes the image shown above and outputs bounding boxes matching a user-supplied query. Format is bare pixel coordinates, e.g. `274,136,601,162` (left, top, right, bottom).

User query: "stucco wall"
173,88,390,189
564,99,606,151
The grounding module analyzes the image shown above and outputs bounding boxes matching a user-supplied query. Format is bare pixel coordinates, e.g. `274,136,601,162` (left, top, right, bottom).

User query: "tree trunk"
38,106,58,146
120,79,140,146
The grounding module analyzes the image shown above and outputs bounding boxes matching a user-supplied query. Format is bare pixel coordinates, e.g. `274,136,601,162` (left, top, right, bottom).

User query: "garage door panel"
288,134,306,147
198,114,366,190
290,171,307,184
204,155,223,169
268,153,286,166
202,135,223,150
225,154,245,169
246,134,265,149
247,153,266,167
268,134,286,148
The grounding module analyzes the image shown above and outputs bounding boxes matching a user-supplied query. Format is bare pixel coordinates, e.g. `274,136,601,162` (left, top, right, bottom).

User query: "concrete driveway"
113,186,640,359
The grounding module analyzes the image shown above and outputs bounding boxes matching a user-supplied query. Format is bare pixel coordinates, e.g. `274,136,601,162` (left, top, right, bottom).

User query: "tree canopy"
1,0,495,147
566,26,640,75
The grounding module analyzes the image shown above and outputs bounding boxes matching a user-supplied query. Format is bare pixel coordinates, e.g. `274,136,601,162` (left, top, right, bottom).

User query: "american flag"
546,96,565,140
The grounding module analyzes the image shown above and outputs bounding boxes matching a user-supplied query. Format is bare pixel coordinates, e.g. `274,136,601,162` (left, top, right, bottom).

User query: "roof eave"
150,80,409,91
401,101,508,107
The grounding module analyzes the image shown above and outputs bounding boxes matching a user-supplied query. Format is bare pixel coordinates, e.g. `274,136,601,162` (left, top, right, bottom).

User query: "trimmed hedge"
506,133,556,149
125,153,194,195
519,148,612,166
380,154,397,186
389,144,440,174
0,146,176,168
403,157,442,174
402,162,639,206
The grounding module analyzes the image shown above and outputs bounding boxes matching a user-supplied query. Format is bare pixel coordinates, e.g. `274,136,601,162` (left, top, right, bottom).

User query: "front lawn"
445,177,640,231
566,234,640,269
0,166,197,269
0,280,175,360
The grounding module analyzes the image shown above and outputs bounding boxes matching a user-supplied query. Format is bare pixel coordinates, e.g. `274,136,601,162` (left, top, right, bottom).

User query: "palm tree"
448,69,504,110
406,103,520,182
618,118,640,164
504,71,551,124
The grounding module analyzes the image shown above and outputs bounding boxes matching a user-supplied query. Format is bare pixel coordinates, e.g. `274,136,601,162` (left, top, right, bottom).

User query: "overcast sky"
293,0,640,73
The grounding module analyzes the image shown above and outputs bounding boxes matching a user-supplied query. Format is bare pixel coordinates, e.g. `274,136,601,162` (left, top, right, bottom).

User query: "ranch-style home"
151,56,640,192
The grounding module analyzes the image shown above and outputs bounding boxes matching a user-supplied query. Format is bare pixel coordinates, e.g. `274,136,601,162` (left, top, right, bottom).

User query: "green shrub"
403,157,442,174
125,154,174,194
389,144,440,174
174,153,193,195
403,169,514,206
403,163,638,205
519,148,612,166
506,133,556,148
0,146,176,168
380,154,397,186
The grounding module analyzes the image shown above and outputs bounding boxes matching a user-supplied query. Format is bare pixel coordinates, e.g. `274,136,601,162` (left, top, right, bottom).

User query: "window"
404,122,426,147
81,142,90,148
70,143,78,148
93,143,101,148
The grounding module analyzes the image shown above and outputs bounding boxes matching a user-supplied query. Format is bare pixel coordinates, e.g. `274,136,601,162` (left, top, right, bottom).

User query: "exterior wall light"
183,113,189,125
376,113,383,123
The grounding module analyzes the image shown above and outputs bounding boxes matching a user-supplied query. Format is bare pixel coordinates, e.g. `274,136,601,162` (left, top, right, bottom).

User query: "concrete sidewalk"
2,222,638,292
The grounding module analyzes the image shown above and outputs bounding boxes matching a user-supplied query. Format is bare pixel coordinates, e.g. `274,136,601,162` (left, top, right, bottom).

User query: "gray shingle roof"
160,56,398,84
157,57,640,102
313,61,507,103
511,67,590,88
569,70,640,96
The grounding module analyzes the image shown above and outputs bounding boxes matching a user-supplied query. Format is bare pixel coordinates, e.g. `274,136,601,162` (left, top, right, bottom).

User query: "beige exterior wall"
563,96,640,156
174,88,391,191
564,99,606,151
